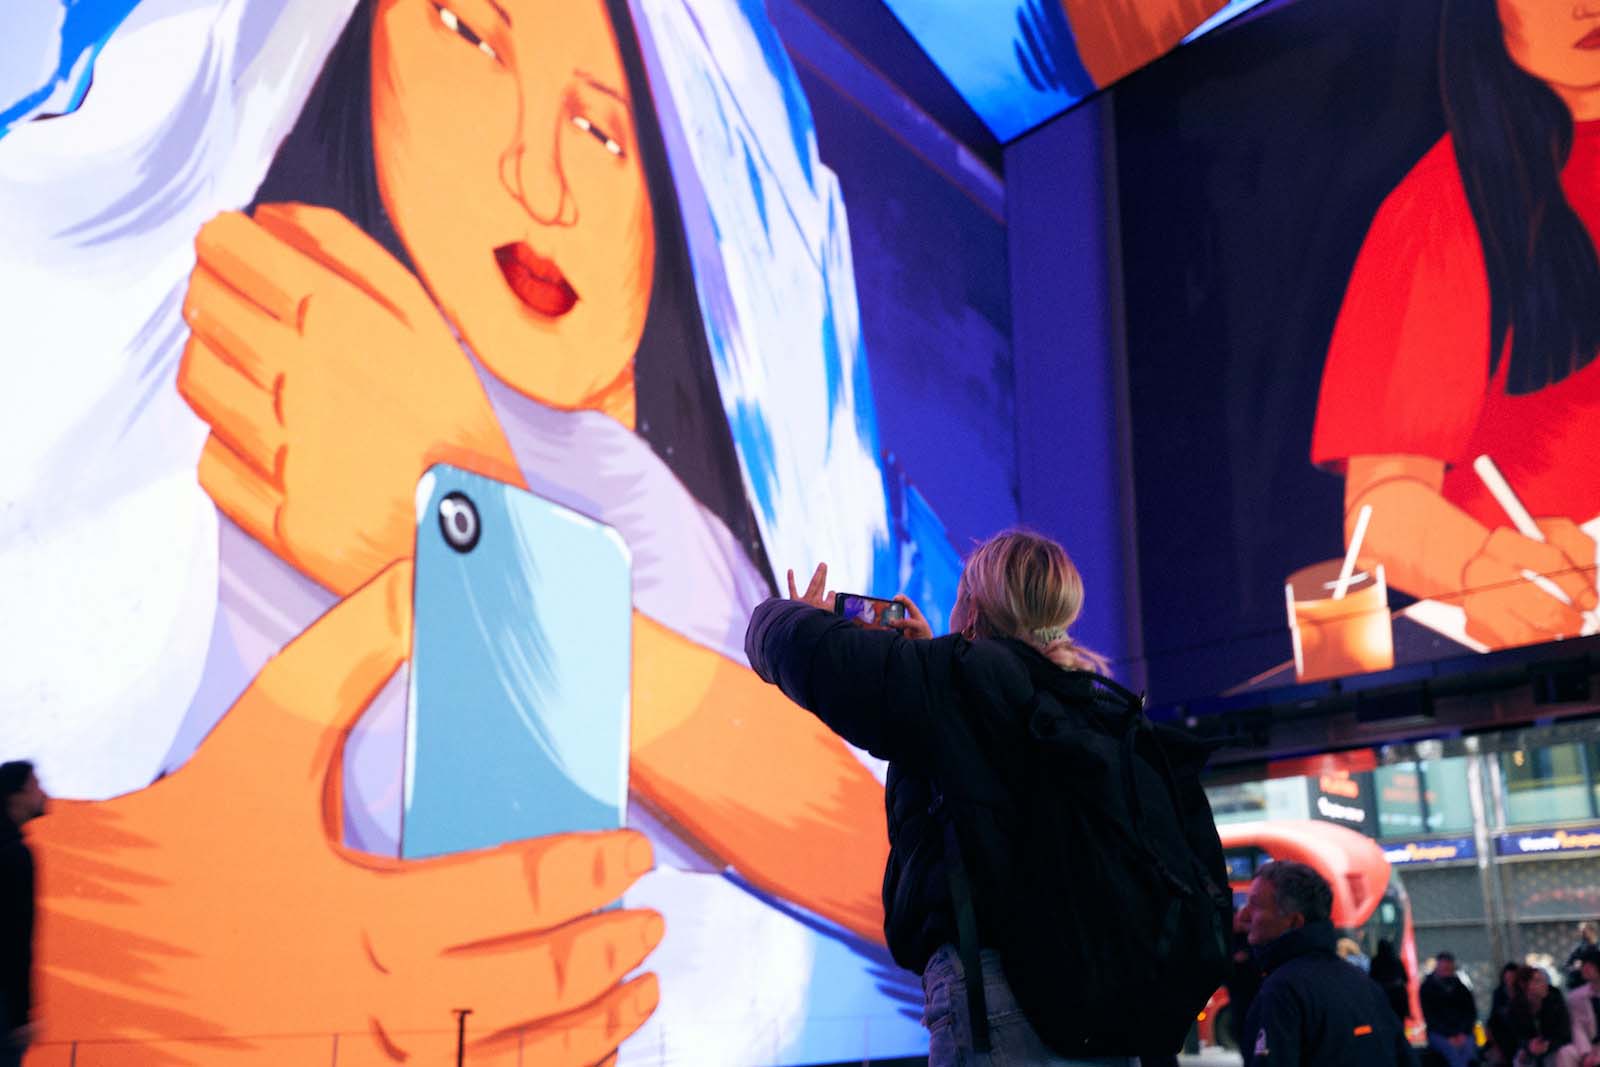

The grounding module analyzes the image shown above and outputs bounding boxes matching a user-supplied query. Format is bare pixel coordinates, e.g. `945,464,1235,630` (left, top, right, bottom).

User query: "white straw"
1472,455,1542,540
1332,503,1372,600
1474,453,1600,631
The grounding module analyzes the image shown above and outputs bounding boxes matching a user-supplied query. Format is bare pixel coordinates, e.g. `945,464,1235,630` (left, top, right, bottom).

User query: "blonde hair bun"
951,529,1110,675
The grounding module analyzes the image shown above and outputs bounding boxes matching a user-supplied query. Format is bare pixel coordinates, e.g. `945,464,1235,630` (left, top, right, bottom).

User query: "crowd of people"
1204,868,1600,1067
1239,921,1600,1067
1417,942,1600,1067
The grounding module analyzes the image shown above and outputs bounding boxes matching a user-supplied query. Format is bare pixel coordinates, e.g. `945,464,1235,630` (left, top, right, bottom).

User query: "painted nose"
499,139,575,227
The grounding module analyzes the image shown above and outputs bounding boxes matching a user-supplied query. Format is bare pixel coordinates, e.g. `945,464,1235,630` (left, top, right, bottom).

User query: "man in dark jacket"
1226,909,1263,1052
1238,860,1415,1067
1421,952,1478,1067
1,761,47,1067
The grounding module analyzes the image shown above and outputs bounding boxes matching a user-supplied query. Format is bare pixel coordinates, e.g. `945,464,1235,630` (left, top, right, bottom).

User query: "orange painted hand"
34,562,661,1066
1460,519,1600,649
177,204,523,597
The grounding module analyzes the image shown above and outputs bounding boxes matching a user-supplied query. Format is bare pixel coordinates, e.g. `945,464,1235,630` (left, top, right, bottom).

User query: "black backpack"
938,657,1232,1058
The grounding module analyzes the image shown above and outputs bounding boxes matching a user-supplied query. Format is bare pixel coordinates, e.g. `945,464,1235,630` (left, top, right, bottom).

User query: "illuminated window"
1205,781,1267,824
1501,744,1594,826
1374,758,1471,839
1376,762,1424,839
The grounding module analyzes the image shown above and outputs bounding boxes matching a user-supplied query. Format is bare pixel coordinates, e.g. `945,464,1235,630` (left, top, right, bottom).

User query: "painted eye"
433,4,497,60
571,114,624,158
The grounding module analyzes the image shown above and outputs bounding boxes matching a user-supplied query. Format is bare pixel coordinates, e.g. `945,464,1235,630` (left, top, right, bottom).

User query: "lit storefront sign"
1494,827,1600,857
1381,836,1477,865
1309,769,1376,830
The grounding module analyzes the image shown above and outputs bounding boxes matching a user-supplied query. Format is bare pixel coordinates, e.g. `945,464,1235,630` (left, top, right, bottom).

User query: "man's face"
1436,957,1457,980
9,773,48,824
1238,877,1304,946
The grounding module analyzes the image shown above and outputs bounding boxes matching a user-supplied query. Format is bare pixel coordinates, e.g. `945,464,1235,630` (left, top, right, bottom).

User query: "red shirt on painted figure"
1312,124,1600,530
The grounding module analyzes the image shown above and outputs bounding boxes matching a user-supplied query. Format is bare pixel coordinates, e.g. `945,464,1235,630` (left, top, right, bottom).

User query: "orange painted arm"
1345,454,1598,649
1343,454,1481,600
629,612,888,944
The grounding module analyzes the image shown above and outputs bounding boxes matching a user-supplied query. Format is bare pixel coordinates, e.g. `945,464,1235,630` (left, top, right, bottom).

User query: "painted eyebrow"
575,69,628,107
485,0,511,27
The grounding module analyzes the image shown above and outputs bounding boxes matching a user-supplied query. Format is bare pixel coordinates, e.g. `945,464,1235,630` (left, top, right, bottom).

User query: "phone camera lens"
438,492,480,553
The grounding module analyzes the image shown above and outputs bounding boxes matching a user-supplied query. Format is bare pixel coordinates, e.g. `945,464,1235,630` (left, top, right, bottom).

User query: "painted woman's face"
371,0,655,410
1499,0,1600,100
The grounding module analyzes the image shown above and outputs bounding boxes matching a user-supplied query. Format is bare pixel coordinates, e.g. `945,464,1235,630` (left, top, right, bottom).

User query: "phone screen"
832,592,907,628
402,465,633,860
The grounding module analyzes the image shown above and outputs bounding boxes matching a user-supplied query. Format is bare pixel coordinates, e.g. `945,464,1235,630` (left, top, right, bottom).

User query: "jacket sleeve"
1489,999,1517,1056
1457,983,1479,1032
0,843,32,1031
744,597,953,771
1419,977,1440,1031
1549,992,1575,1048
1242,981,1302,1067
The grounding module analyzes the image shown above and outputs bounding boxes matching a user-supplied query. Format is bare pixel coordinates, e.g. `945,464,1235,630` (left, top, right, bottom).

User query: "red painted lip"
494,242,579,318
1579,25,1600,49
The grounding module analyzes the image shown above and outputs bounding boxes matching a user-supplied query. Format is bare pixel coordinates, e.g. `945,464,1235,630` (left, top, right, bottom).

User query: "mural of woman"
0,0,959,1062
1312,0,1600,653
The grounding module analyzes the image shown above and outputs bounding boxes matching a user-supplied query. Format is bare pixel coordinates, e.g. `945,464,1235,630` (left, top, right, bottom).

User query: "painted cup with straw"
1285,504,1396,682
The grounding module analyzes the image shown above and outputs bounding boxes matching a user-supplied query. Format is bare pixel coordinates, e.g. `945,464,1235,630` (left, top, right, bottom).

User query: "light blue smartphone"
401,464,632,860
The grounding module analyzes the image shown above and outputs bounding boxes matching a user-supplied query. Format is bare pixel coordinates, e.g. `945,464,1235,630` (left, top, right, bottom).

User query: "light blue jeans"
1427,1030,1477,1067
921,944,1140,1067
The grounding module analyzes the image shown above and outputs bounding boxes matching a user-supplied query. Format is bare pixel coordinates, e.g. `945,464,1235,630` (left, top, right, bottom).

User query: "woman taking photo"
747,529,1225,1065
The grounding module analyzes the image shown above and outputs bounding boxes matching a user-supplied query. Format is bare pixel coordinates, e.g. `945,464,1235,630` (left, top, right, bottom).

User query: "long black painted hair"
1439,0,1600,395
252,0,773,584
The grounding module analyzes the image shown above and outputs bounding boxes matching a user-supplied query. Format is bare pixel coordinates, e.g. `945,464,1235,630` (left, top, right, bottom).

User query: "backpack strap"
930,787,990,1053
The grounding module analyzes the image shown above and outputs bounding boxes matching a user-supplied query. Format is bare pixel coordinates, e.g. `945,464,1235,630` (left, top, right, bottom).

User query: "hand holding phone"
885,595,934,640
788,563,932,637
832,592,907,630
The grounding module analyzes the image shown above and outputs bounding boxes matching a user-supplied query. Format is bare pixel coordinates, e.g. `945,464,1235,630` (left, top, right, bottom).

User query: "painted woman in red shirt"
1312,0,1600,651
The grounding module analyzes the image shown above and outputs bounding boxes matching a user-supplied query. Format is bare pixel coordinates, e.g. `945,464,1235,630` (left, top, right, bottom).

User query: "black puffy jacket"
744,597,1049,974
1420,972,1477,1037
0,817,33,1031
1242,920,1416,1067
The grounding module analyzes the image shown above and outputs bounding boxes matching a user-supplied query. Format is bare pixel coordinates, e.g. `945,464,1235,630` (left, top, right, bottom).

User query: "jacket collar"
1253,918,1338,973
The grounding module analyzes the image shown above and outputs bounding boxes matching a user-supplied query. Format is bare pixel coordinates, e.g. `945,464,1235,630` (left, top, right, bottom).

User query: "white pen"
1472,454,1600,632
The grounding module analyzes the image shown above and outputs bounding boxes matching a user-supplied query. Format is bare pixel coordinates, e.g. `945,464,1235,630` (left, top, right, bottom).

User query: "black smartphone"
833,592,907,628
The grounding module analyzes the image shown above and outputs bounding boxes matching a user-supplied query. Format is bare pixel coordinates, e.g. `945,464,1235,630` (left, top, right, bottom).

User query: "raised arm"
744,597,954,771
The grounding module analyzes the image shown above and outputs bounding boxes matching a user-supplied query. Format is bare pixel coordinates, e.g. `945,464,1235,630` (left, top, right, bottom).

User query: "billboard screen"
0,0,1016,1062
1115,0,1600,704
